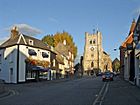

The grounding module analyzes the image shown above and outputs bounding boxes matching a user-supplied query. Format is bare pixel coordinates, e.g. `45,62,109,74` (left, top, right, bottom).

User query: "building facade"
83,31,112,75
120,19,136,81
0,27,57,83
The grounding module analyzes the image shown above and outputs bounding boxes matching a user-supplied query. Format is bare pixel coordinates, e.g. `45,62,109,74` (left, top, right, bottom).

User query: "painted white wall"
0,45,18,83
0,44,51,83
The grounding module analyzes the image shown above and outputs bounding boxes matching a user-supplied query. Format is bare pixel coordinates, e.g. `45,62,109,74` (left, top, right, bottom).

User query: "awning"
28,65,50,72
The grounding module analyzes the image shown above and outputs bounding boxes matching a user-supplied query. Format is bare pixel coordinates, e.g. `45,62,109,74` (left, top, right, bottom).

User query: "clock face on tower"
90,46,94,51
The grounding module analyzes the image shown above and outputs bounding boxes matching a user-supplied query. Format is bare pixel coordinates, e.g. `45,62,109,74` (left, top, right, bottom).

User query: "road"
0,77,104,105
1,76,140,105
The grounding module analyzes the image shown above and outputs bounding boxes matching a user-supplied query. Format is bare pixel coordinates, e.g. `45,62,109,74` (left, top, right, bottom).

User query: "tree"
42,31,77,58
112,58,120,72
42,35,54,47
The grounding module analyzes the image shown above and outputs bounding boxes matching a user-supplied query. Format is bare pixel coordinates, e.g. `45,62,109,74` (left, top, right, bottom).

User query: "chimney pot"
11,26,19,39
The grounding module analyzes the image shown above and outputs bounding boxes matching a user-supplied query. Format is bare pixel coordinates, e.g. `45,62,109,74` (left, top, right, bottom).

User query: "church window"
91,61,94,67
93,39,96,44
91,54,94,57
90,40,92,44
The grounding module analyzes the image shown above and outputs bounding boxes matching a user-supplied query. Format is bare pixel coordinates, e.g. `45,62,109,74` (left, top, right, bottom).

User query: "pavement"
102,76,140,105
0,80,11,98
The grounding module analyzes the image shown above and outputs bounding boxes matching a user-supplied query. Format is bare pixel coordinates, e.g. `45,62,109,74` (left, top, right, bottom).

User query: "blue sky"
0,0,140,61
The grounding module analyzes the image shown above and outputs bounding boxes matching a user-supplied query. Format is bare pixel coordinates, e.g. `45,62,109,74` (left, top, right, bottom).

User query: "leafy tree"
42,35,54,47
42,31,77,58
112,58,120,72
53,31,77,58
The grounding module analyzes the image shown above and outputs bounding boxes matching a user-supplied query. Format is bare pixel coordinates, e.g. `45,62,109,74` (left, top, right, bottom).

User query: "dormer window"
28,49,37,56
29,39,34,45
42,52,49,58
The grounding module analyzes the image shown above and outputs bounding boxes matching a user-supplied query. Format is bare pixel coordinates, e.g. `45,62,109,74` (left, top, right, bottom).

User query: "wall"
0,45,18,83
18,45,51,82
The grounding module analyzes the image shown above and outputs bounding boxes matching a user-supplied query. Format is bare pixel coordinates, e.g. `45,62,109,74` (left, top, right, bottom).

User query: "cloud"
6,24,43,36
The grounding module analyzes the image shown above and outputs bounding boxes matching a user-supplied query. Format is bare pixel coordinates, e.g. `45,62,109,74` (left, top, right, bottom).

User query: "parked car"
96,72,103,76
102,72,113,82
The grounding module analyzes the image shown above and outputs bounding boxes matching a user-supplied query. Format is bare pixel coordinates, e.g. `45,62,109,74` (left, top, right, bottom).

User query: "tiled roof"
0,33,51,51
121,19,136,48
55,43,69,57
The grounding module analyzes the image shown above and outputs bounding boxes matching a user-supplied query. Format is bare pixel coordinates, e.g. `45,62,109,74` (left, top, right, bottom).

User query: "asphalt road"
1,76,140,105
0,77,104,105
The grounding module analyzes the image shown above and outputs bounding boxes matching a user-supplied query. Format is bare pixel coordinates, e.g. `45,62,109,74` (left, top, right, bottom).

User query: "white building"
0,27,56,83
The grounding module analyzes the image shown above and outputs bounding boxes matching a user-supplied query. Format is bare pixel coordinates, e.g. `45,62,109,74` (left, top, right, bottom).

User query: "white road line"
92,82,107,105
99,82,109,105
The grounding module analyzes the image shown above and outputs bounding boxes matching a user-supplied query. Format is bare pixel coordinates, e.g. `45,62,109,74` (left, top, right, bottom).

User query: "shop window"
28,49,37,56
42,52,49,58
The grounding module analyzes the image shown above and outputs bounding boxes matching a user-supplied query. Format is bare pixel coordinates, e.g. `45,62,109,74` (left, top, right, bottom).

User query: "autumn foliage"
42,31,77,58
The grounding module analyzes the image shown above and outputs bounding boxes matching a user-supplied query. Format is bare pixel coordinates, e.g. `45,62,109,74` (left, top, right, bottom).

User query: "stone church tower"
83,31,112,75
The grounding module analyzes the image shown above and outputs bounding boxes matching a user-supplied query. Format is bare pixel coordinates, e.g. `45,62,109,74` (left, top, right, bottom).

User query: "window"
91,54,94,58
29,39,34,45
93,39,96,44
10,68,13,75
91,62,94,67
28,49,37,56
9,52,14,63
42,52,49,58
90,40,92,44
53,59,55,67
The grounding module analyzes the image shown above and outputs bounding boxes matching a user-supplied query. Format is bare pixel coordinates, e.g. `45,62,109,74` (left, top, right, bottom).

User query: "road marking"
99,83,109,105
92,82,107,105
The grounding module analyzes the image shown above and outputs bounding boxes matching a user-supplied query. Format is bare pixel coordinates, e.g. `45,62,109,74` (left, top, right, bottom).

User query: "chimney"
11,26,19,39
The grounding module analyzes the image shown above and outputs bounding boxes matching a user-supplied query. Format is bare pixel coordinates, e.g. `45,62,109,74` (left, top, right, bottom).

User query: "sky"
0,0,140,61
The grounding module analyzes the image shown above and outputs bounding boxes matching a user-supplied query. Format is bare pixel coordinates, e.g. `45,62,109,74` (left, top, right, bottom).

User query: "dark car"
102,72,113,82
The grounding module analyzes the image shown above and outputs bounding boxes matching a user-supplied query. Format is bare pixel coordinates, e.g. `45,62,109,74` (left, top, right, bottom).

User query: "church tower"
83,31,103,75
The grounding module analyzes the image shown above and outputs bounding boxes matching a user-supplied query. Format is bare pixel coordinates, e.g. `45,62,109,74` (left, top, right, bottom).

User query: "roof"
55,43,69,57
103,51,109,56
121,19,136,48
112,58,120,64
56,54,64,65
0,33,54,52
